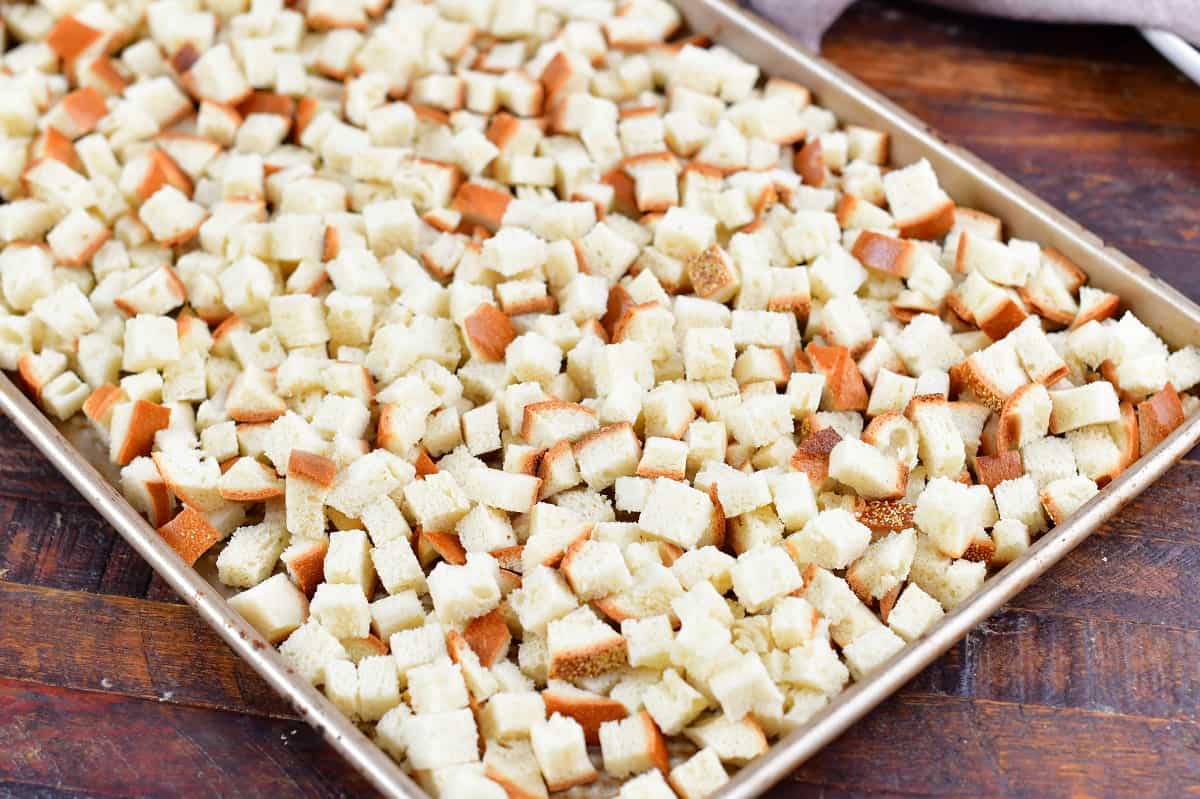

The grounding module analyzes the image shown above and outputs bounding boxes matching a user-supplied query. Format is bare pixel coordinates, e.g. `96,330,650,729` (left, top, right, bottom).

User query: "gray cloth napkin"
749,0,1200,52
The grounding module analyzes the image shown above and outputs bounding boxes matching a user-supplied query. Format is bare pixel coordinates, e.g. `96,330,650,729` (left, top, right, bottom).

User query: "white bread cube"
882,158,954,240
408,657,470,714
357,655,402,722
370,591,424,640
991,517,1030,565
914,477,993,559
522,501,591,570
726,394,793,449
374,704,414,761
599,710,668,778
686,326,729,383
886,583,945,642
402,471,472,530
390,621,448,679
908,536,986,610
530,712,598,792
323,528,375,594
784,635,849,694
456,504,516,553
770,596,821,650
462,467,541,514
642,668,710,735
509,565,579,635
668,747,729,799
427,552,501,626
328,657,360,719
279,620,350,685
123,313,180,372
139,185,206,246
561,538,633,600
547,605,628,680
905,396,966,479
786,508,872,570
483,740,548,799
767,471,818,532
372,538,426,595
892,313,965,377
828,436,907,500
671,546,736,594
310,582,370,639
637,436,689,481
841,625,905,680
622,615,675,670
846,528,917,603
1021,435,1077,488
522,400,599,448
1040,474,1099,525
574,422,643,490
1167,346,1200,392
785,372,826,418
997,383,1052,451
228,572,309,644
639,478,716,550
618,770,676,799
868,369,918,417
709,649,784,720
993,474,1049,535
463,402,501,455
402,709,480,770
216,521,286,588
643,381,696,440
481,691,546,742
1049,381,1121,434
731,545,802,612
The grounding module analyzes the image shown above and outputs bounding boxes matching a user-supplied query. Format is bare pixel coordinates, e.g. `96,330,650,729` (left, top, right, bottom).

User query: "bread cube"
642,668,709,735
547,606,628,680
600,710,669,778
530,712,598,792
402,709,480,770
402,470,472,530
908,536,986,610
139,185,206,245
785,508,872,570
1040,474,1099,525
669,747,729,799
390,621,449,679
481,691,547,741
618,770,676,799
408,656,470,714
635,436,688,481
575,422,643,490
228,572,309,644
522,501,591,570
730,545,802,613
309,582,370,639
886,583,945,642
369,591,424,641
561,538,633,600
784,636,849,694
428,552,501,626
1049,381,1121,434
639,478,717,550
279,620,350,685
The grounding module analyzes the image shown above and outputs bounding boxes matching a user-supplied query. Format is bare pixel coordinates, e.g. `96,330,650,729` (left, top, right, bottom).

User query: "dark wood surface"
3,2,1200,797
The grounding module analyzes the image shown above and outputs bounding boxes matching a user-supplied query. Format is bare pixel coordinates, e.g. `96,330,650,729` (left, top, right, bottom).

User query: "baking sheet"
4,1,1200,797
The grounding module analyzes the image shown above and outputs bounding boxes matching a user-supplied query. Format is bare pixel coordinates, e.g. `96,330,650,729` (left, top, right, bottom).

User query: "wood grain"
0,679,375,799
2,1,1200,798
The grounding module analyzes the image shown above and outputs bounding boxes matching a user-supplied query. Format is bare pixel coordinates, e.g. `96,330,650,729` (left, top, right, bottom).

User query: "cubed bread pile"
3,0,1199,795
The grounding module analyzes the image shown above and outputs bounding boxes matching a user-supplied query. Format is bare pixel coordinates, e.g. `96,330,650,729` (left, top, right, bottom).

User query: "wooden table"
3,3,1200,797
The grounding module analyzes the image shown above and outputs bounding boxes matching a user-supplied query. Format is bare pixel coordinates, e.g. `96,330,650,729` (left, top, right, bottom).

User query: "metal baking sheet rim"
3,2,1200,797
